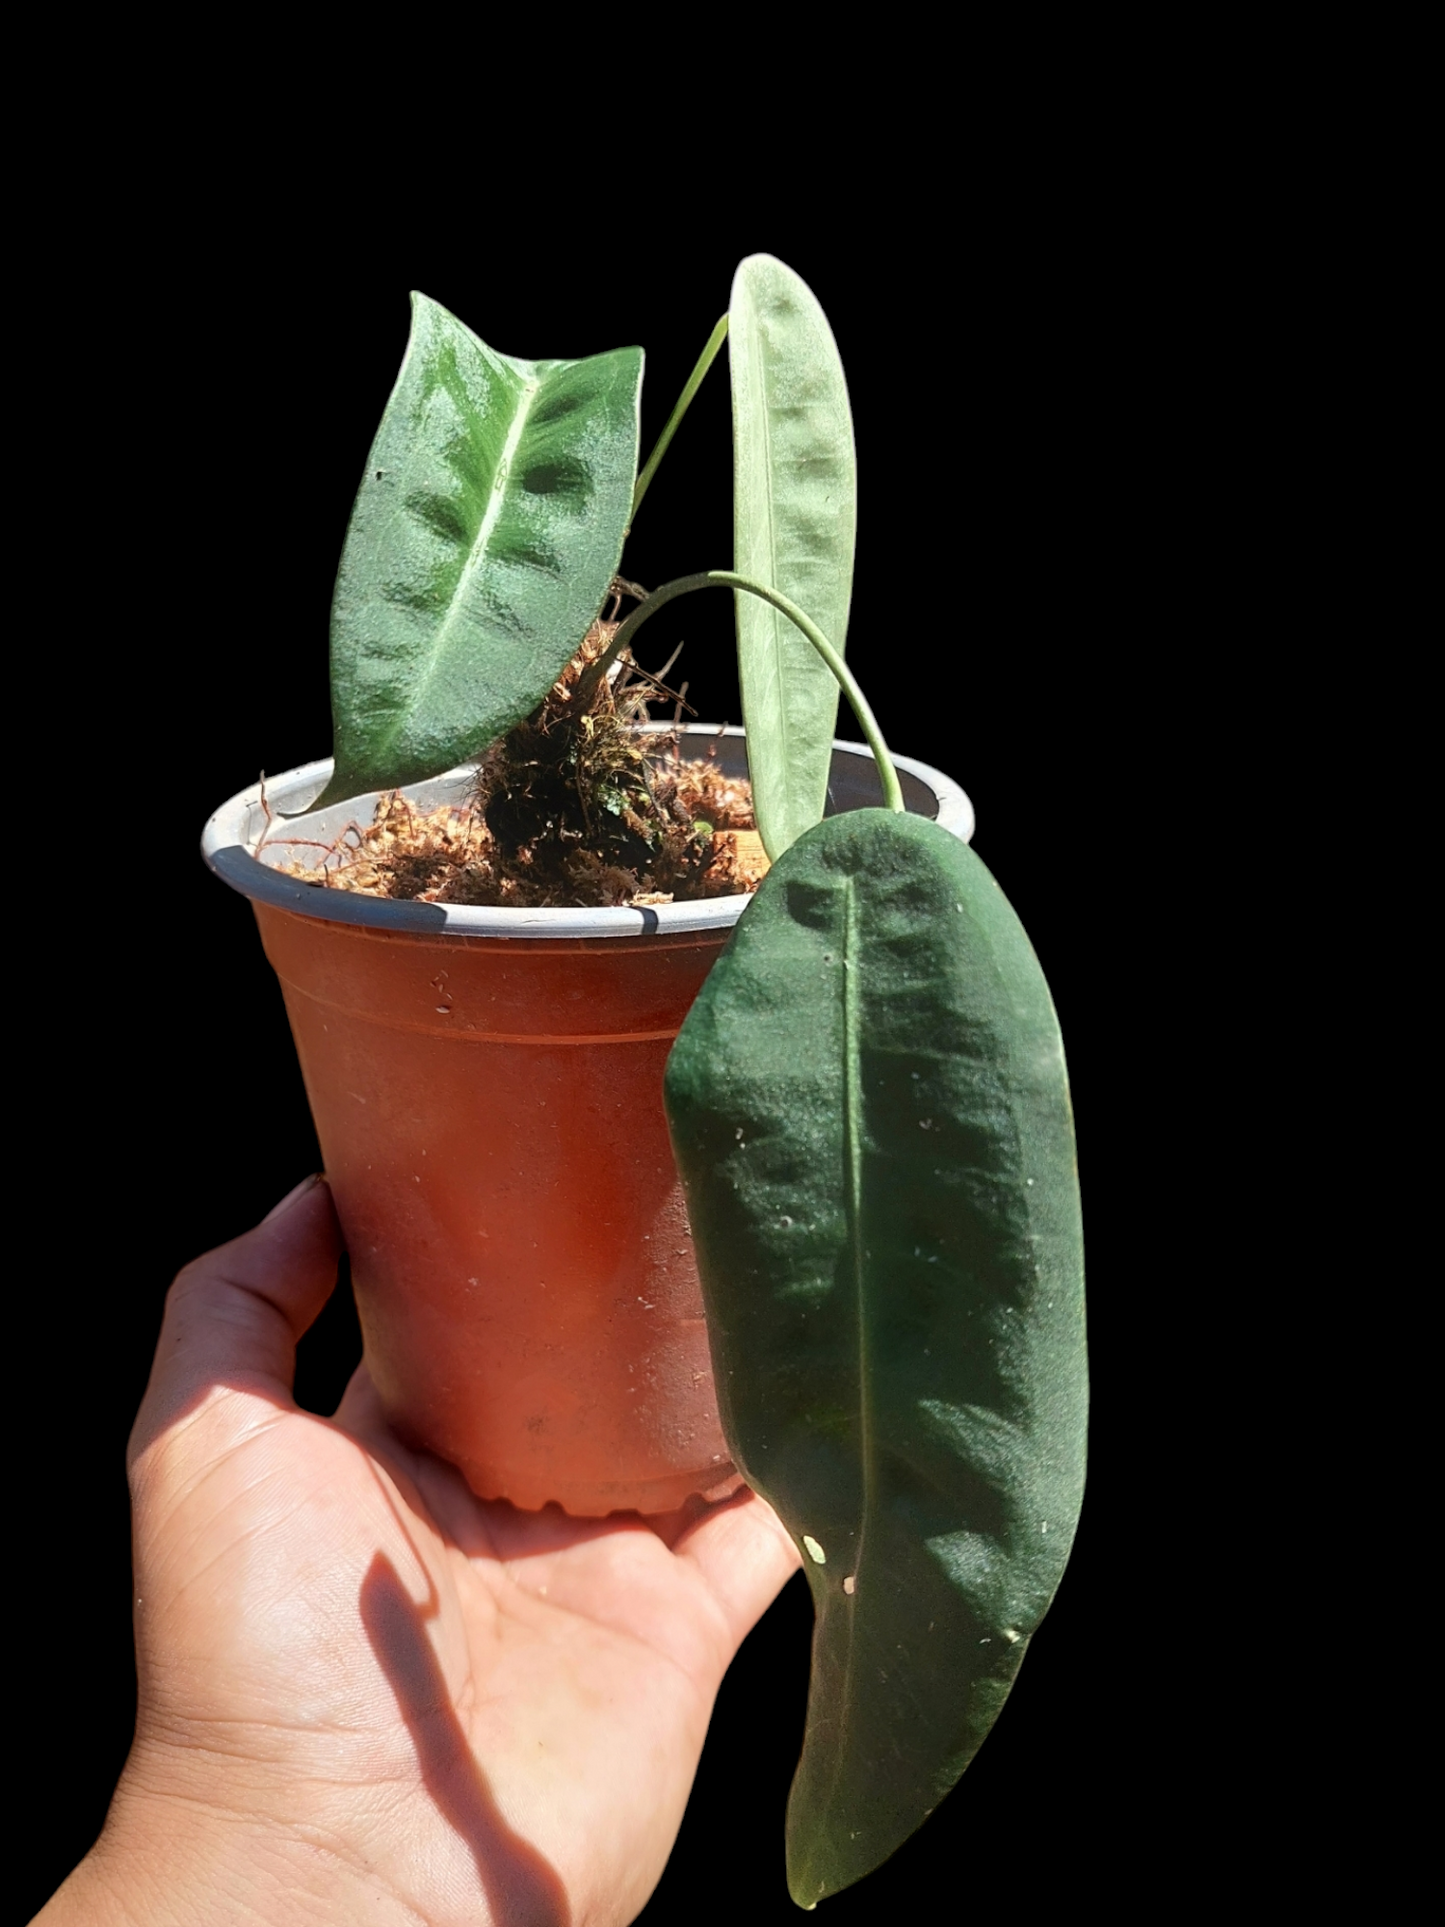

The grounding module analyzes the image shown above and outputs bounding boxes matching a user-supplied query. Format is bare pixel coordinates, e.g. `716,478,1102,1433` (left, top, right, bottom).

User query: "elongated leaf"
665,811,1087,1905
730,256,857,860
315,293,643,807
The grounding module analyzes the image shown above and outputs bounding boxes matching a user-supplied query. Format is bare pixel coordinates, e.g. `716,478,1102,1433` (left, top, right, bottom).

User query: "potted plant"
201,254,1087,1907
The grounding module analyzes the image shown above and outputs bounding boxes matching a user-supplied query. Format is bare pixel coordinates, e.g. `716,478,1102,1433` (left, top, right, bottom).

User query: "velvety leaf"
315,293,642,807
729,256,857,860
664,810,1087,1904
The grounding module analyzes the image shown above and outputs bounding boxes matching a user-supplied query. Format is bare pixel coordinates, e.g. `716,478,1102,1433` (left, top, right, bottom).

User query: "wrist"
37,1773,428,1927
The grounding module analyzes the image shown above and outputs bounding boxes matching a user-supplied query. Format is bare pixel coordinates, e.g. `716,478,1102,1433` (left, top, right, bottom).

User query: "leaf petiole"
630,315,729,523
584,571,905,816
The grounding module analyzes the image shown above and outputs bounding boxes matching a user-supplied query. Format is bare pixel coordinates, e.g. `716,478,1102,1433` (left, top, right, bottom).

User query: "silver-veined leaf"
315,292,642,807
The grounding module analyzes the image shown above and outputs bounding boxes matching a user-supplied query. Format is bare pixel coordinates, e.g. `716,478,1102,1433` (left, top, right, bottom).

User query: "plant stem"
629,316,729,523
585,571,906,815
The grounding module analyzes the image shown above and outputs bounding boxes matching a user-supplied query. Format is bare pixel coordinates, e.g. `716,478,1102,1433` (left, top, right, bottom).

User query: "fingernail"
262,1173,324,1223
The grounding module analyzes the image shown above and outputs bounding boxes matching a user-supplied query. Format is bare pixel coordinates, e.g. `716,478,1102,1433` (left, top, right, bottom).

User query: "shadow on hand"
360,1551,570,1927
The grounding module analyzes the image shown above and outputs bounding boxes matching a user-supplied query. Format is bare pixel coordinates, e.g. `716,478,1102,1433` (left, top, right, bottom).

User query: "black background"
18,169,1226,1921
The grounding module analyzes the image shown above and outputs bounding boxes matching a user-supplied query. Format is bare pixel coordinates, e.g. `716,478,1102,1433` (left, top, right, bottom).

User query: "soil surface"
268,749,766,908
266,616,768,909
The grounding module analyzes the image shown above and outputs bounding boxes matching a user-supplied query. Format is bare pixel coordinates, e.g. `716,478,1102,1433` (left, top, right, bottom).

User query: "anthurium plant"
307,255,1087,1907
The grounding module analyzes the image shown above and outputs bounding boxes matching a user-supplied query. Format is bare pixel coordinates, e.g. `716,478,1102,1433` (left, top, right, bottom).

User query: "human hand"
41,1176,801,1926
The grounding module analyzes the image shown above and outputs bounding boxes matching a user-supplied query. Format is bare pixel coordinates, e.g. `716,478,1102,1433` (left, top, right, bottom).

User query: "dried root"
273,613,767,908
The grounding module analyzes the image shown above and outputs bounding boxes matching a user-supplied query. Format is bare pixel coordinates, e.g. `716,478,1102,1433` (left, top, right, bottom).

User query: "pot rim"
201,724,975,940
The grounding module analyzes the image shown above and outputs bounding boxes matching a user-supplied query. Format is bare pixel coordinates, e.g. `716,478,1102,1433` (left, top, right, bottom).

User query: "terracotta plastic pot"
203,726,974,1515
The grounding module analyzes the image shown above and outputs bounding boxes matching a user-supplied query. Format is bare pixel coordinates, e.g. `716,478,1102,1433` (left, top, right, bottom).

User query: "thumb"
129,1176,344,1463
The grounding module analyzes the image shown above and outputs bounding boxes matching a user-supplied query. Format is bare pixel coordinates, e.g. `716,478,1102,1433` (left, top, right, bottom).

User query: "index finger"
128,1175,344,1464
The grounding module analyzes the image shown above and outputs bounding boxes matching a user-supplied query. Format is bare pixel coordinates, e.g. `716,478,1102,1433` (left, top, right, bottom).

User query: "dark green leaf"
730,256,857,860
315,293,643,808
665,811,1087,1904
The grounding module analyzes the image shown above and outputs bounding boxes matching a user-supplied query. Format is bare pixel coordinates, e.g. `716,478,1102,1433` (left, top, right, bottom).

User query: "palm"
113,1182,799,1927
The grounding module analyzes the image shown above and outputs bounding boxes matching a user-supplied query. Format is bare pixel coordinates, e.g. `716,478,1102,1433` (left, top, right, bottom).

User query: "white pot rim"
201,724,975,940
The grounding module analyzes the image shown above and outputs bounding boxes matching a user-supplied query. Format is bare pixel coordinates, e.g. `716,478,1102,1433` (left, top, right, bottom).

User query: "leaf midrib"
755,304,794,808
387,366,543,754
823,874,872,1826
